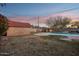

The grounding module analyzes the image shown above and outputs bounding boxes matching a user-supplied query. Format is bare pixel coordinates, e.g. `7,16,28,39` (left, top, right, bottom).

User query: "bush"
0,14,8,36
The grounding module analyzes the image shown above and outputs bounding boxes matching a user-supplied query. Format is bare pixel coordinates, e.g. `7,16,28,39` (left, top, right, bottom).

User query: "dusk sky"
1,3,79,16
1,3,79,27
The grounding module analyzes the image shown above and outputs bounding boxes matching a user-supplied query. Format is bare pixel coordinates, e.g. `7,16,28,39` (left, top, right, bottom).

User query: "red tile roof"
8,20,32,28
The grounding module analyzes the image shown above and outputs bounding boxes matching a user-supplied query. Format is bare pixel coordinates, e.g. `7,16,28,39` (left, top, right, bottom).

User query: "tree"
46,16,71,31
0,4,8,46
0,3,8,36
0,14,8,39
72,21,79,28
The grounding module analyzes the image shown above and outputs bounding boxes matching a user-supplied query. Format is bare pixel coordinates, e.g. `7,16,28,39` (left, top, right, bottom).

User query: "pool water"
34,32,79,36
34,32,79,40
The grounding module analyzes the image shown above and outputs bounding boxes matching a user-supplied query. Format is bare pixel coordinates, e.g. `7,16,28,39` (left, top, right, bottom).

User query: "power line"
52,7,79,15
1,5,79,17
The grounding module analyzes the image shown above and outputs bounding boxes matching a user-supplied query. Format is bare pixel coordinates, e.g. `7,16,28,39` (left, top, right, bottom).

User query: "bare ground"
0,35,79,56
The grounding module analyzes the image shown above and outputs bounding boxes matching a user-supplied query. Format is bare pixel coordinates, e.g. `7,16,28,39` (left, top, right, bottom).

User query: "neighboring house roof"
8,20,32,28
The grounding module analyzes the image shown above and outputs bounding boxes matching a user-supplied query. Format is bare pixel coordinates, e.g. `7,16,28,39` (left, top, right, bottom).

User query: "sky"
1,3,79,27
1,3,79,17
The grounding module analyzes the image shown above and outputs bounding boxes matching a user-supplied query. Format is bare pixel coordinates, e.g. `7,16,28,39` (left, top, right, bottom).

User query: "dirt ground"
0,35,79,56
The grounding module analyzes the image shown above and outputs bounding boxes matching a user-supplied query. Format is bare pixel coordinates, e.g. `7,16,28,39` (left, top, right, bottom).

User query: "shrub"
0,14,8,36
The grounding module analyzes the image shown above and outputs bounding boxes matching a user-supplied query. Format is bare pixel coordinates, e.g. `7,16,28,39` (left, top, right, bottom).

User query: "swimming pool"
34,32,79,36
34,32,79,40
